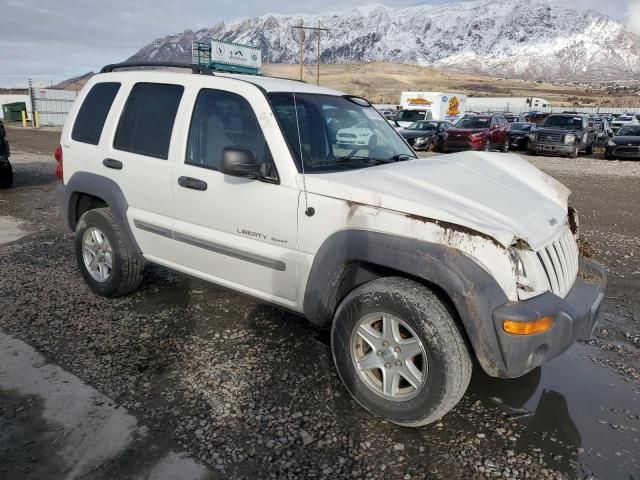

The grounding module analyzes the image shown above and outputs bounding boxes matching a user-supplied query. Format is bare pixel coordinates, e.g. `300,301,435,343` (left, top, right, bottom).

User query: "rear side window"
71,82,120,145
114,83,184,159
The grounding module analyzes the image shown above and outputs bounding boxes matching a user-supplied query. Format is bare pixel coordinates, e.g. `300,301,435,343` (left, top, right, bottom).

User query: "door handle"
103,158,123,170
178,176,207,191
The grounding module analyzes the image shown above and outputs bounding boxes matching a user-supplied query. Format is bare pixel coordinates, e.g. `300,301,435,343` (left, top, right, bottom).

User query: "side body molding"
302,230,510,376
56,172,142,256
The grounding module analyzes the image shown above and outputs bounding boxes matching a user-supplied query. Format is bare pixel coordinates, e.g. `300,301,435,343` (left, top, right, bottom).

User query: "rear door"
101,80,184,260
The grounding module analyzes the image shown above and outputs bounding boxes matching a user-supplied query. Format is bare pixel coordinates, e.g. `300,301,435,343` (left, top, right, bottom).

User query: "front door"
169,86,300,307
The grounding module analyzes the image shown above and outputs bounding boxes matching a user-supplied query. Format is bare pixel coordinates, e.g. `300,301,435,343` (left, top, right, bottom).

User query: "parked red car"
443,114,510,153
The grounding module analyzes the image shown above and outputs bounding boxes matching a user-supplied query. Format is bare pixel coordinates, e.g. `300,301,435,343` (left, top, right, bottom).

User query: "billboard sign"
211,40,261,70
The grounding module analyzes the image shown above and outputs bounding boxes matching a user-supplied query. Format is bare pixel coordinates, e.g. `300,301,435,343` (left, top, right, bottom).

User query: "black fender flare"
303,230,510,376
56,172,142,256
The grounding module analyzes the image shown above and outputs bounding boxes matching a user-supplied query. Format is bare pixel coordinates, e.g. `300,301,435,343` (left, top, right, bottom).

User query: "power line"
292,20,330,85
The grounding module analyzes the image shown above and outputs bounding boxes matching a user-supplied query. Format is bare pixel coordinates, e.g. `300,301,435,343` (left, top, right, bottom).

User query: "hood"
508,130,529,136
304,152,571,250
401,130,435,139
612,136,640,145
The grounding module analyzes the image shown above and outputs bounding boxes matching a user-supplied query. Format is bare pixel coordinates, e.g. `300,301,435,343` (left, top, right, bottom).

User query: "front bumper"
509,136,528,149
491,257,606,378
529,142,574,155
444,139,484,152
605,145,640,159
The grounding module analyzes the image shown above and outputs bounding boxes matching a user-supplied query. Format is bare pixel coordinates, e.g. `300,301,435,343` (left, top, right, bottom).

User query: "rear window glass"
114,83,184,159
71,82,120,145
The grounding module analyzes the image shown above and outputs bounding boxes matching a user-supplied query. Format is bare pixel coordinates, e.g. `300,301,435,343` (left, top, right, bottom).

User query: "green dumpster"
2,102,27,122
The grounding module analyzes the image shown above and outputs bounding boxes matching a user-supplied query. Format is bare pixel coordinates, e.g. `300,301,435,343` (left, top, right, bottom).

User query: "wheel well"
72,193,107,229
334,261,474,355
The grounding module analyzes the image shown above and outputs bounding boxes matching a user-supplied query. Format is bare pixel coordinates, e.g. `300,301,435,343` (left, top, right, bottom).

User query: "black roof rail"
100,62,214,75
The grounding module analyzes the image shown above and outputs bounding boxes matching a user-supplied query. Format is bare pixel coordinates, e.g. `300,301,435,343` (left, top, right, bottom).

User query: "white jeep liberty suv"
56,63,606,426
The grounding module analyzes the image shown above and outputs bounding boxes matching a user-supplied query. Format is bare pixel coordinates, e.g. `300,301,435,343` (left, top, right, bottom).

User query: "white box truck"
394,92,467,127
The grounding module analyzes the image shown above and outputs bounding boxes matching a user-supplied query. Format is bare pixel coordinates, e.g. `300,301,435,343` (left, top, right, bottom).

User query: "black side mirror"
220,148,262,179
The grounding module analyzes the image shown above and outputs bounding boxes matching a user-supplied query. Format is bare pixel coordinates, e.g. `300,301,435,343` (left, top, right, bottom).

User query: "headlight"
509,248,527,278
529,132,537,141
564,134,576,144
607,139,616,147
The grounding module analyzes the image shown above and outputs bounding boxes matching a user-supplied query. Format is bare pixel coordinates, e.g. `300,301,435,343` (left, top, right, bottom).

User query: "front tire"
75,208,144,297
585,144,593,155
0,160,13,189
331,277,472,427
569,143,579,158
500,140,509,153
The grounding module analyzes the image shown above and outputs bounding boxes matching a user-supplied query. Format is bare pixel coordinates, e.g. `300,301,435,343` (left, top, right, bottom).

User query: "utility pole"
292,21,329,84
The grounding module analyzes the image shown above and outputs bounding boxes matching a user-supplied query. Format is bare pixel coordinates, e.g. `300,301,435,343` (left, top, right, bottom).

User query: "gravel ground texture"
0,126,639,480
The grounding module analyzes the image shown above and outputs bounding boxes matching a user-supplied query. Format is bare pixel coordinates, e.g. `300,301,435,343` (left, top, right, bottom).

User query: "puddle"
468,342,640,479
0,330,217,480
0,216,30,245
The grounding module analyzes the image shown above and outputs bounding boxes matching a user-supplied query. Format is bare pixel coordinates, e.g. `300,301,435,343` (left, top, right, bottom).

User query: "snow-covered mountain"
126,0,640,81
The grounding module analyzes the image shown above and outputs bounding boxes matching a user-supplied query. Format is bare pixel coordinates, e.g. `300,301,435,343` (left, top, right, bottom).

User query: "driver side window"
186,89,272,171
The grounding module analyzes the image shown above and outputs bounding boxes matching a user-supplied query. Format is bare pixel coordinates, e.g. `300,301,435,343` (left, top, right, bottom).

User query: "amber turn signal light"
502,316,554,335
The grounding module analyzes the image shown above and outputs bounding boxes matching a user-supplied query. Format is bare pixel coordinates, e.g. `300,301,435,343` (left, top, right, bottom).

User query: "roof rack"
100,62,214,75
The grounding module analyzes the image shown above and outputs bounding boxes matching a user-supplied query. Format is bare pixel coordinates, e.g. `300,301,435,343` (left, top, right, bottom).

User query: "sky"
0,0,636,87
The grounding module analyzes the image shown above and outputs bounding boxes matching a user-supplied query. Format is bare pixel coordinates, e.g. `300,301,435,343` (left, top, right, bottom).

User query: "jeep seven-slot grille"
538,133,563,144
535,227,579,298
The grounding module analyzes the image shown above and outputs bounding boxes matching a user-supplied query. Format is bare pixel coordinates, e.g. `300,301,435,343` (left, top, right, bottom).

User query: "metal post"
298,20,304,81
28,78,37,126
316,21,321,85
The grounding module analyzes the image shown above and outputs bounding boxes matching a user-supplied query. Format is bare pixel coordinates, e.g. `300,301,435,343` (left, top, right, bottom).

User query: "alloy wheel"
350,312,428,401
82,227,113,282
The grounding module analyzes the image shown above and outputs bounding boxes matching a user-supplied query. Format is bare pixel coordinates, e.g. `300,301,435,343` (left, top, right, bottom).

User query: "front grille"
338,133,357,139
538,133,563,144
535,227,579,298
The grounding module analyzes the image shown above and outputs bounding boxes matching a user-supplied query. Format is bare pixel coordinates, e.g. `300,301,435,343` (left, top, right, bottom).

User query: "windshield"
540,116,583,129
396,110,430,122
455,117,491,129
510,123,531,131
407,121,438,131
617,126,640,136
268,92,415,173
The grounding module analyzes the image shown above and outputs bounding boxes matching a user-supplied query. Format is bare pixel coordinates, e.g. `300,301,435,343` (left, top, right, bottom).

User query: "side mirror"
220,148,262,179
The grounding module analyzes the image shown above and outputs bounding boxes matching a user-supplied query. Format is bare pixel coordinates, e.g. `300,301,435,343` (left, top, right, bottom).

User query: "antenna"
291,82,314,217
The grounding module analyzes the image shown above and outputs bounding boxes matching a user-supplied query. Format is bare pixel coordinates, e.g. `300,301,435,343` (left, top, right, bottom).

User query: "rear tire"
585,144,593,155
500,140,509,153
75,208,144,297
331,277,472,427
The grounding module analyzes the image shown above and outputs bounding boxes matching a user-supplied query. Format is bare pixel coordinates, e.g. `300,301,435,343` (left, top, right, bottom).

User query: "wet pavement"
468,343,640,479
0,331,217,480
0,126,639,479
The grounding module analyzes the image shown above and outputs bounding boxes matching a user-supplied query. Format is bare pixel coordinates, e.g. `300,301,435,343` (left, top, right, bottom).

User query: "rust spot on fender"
513,238,532,251
404,213,503,249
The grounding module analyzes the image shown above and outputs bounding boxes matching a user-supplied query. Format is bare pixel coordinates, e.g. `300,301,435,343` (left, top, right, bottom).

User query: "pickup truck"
528,114,596,158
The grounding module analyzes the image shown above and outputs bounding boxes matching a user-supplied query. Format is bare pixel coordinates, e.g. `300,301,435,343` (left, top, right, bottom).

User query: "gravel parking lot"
1,125,639,480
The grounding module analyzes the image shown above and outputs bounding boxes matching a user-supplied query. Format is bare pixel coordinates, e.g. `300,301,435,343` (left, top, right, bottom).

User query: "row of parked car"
389,112,640,160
